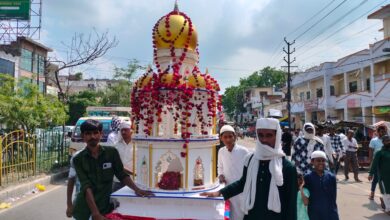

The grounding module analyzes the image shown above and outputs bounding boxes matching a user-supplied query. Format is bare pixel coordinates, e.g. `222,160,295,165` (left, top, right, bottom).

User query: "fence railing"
0,129,70,187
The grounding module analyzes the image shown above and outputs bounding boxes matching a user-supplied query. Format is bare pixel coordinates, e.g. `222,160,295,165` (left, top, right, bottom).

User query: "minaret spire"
174,0,179,12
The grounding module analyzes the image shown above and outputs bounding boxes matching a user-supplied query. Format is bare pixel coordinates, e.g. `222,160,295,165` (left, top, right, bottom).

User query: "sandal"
369,192,374,200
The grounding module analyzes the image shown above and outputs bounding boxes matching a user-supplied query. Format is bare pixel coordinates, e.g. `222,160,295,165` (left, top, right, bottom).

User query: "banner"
0,0,30,20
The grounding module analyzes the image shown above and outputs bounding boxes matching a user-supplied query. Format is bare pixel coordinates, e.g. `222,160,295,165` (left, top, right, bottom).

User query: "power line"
268,0,337,67
295,0,387,59
294,0,348,40
296,0,368,52
298,24,381,63
288,0,337,38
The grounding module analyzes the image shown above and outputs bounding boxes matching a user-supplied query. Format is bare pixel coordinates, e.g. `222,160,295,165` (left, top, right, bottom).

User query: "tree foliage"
222,67,286,119
0,74,67,132
66,59,145,124
67,90,102,125
102,59,146,106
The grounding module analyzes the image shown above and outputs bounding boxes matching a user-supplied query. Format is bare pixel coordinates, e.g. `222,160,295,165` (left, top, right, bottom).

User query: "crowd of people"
203,118,390,219
65,116,390,220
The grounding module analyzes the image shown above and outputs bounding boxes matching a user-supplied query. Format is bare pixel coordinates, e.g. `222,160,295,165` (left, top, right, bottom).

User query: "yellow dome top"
153,5,198,51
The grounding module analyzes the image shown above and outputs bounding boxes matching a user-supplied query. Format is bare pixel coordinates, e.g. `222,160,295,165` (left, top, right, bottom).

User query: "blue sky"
40,0,387,92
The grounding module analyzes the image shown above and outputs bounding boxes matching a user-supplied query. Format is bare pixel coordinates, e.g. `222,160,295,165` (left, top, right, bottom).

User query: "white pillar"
361,106,366,124
360,67,365,91
370,63,376,124
344,108,348,121
343,72,348,94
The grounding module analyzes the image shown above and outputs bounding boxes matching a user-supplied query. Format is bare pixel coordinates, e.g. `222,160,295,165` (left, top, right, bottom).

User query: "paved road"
0,182,69,220
0,137,388,220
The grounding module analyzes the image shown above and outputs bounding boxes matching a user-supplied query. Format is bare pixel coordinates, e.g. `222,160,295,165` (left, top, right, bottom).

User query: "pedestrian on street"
368,135,390,215
66,149,83,218
72,119,153,220
342,130,362,182
304,151,339,220
368,125,387,200
297,173,310,220
316,126,335,169
107,116,122,146
201,118,297,220
281,127,293,157
292,123,325,175
328,127,344,175
112,121,136,192
217,125,249,220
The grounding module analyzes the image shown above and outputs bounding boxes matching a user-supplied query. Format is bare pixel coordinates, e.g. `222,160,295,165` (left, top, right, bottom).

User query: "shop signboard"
347,98,361,108
304,99,318,111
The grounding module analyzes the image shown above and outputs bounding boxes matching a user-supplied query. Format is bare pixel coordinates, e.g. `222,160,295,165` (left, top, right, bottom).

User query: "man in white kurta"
218,125,249,220
112,121,135,192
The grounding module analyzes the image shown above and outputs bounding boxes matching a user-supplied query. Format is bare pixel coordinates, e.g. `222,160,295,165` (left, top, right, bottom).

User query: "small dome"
153,5,198,51
160,73,184,86
187,74,206,88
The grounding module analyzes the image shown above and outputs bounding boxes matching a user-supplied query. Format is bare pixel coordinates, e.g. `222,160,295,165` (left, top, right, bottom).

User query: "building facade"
240,86,285,124
0,36,52,93
289,5,390,129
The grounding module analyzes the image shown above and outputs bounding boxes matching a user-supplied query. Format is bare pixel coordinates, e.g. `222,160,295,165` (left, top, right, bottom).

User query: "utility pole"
282,37,296,130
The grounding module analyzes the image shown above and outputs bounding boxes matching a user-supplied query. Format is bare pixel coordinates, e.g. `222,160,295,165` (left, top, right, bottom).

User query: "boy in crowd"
217,125,249,220
304,151,339,220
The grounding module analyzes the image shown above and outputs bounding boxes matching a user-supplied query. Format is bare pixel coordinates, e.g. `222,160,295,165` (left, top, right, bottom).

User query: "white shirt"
318,134,334,163
218,144,249,183
343,138,358,152
114,139,134,182
107,132,119,146
217,144,249,220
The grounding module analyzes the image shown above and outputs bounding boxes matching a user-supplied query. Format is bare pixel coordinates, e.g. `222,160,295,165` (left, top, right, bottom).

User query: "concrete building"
58,75,119,95
240,86,285,124
0,36,52,93
288,5,390,129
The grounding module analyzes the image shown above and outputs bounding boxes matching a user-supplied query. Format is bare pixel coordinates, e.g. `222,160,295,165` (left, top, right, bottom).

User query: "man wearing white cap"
304,151,339,220
217,125,249,220
292,123,325,175
201,118,297,220
112,121,135,192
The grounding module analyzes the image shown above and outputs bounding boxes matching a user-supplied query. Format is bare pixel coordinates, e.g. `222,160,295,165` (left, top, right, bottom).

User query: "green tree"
101,59,146,106
74,72,83,80
0,74,67,132
222,67,286,120
67,90,101,125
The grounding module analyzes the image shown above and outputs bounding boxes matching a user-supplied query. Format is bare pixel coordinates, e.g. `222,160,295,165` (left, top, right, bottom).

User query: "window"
330,85,335,96
316,88,323,98
349,81,358,93
300,92,304,101
306,91,311,100
38,81,45,93
20,49,33,72
38,55,45,75
0,58,15,76
366,78,370,91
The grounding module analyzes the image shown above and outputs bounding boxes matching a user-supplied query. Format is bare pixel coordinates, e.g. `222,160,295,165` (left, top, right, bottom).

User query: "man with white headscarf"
292,123,325,175
201,118,297,220
112,121,135,192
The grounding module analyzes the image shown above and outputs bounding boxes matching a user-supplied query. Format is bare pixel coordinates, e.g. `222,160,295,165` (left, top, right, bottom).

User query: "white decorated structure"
111,3,225,219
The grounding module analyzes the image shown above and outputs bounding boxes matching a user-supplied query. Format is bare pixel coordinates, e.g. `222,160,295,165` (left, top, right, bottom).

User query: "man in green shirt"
72,119,153,220
369,135,390,214
201,118,297,220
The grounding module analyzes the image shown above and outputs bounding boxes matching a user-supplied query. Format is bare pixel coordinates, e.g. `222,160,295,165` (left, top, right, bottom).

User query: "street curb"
0,168,69,202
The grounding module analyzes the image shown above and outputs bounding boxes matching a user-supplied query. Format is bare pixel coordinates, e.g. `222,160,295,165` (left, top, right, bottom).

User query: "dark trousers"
371,174,379,192
344,151,359,179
